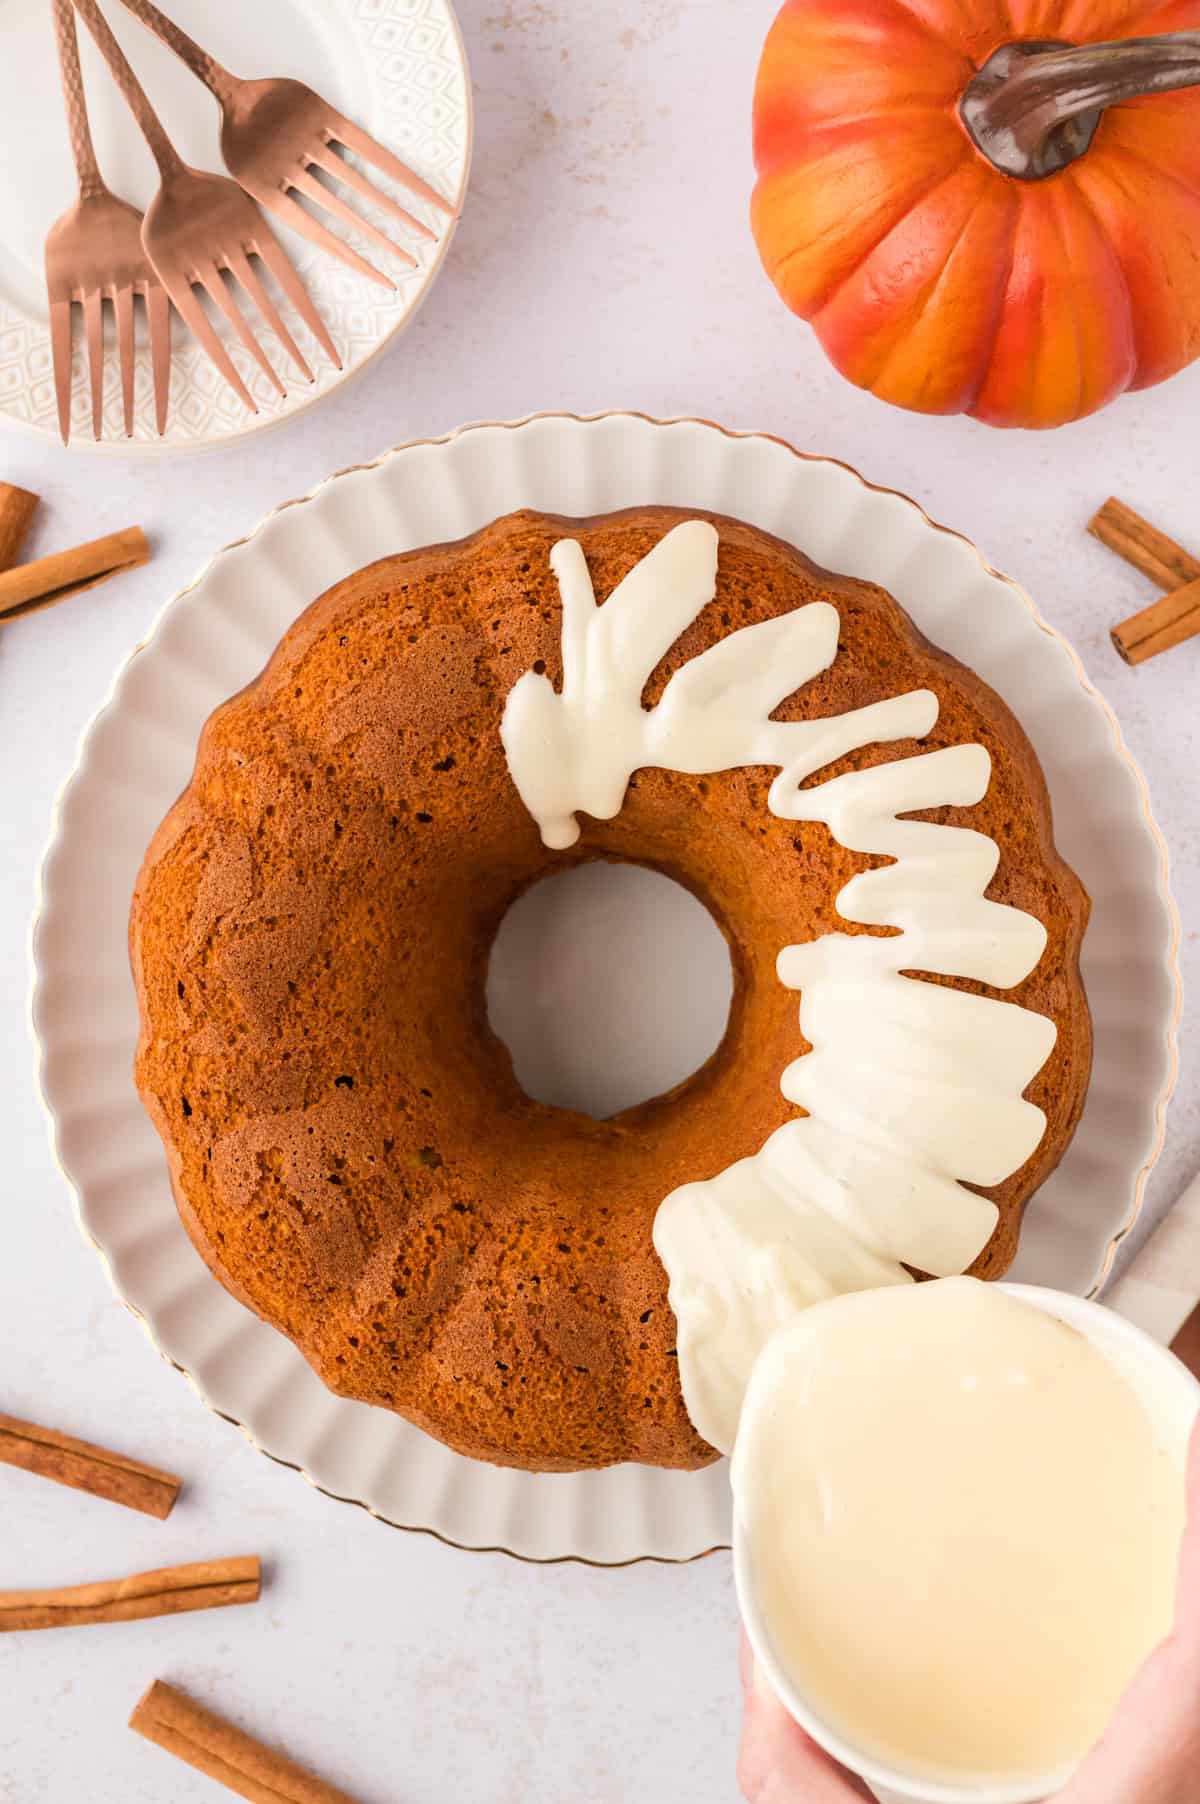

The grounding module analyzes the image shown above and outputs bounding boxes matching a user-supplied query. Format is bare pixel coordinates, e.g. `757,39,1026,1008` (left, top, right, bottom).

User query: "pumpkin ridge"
756,98,969,161
1045,187,1090,421
886,0,1006,52
859,174,999,394
1061,174,1136,323
1059,176,1140,403
771,0,963,57
1098,129,1200,204
774,162,967,319
1108,0,1200,37
964,195,1022,411
753,99,973,189
984,0,1015,50
1084,141,1200,383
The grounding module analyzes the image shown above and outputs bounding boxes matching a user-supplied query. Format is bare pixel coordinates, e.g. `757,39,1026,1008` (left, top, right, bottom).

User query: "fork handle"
50,0,105,198
110,0,236,106
71,0,185,179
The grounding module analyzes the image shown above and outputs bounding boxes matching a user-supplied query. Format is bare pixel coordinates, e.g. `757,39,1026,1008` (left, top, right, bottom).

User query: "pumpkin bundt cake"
130,508,1091,1471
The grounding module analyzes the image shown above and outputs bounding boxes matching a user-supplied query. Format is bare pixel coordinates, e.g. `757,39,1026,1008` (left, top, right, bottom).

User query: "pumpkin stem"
960,33,1200,179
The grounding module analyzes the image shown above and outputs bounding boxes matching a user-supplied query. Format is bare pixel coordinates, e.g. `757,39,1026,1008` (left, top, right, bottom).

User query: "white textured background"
2,2,1198,1800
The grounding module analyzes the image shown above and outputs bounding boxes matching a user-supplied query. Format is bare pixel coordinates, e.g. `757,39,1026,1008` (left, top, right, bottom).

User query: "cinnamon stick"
0,1555,259,1632
0,483,38,570
0,524,148,623
1089,498,1200,592
0,1411,180,1518
1172,1301,1200,1381
130,1681,364,1804
1111,578,1200,665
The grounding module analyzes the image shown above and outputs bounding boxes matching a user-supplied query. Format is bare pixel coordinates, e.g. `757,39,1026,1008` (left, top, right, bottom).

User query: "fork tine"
306,142,434,242
288,164,417,270
250,223,342,370
113,284,135,437
50,298,74,446
255,186,394,290
83,287,105,439
324,113,454,217
156,270,257,414
146,285,172,436
196,260,285,398
226,250,312,384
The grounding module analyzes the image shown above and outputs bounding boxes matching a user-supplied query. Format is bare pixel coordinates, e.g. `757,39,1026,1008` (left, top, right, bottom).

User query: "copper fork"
72,0,340,414
112,0,455,287
46,0,170,443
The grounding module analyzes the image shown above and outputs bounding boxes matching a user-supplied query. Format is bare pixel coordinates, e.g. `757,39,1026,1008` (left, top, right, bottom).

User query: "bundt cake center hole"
485,861,734,1120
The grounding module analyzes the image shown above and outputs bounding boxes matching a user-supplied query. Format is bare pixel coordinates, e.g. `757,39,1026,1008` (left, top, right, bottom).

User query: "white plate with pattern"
0,0,470,453
31,413,1180,1562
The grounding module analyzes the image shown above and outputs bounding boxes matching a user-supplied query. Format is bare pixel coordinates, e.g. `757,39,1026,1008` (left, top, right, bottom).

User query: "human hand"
738,1421,1200,1803
738,1628,874,1801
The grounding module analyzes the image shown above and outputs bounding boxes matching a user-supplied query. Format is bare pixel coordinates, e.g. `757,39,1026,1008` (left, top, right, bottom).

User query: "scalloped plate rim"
29,411,1182,1563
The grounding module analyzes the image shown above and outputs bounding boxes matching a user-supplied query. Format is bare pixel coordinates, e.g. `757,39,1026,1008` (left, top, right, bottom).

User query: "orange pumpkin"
751,2,1200,427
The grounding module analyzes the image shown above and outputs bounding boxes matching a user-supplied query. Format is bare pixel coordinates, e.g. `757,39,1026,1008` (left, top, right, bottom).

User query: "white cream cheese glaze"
501,521,1057,1455
733,1280,1187,1786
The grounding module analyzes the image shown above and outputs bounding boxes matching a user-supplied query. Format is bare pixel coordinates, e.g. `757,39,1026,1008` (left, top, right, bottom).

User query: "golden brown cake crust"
131,507,1092,1472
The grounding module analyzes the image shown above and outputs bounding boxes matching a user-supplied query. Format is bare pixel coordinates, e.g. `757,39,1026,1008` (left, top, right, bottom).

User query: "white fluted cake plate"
31,413,1180,1563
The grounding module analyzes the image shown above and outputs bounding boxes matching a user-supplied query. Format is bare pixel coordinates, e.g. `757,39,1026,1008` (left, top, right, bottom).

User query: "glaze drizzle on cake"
502,521,1057,1453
